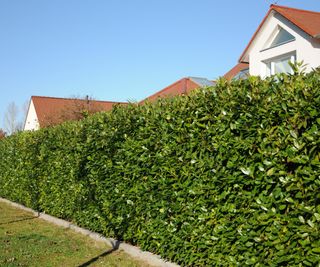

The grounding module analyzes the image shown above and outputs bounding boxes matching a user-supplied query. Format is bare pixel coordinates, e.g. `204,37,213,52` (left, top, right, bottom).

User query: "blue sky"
0,0,319,130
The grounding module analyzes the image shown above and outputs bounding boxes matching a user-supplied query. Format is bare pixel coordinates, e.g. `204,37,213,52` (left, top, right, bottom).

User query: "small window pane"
274,57,292,74
234,68,249,80
263,53,295,77
266,63,271,76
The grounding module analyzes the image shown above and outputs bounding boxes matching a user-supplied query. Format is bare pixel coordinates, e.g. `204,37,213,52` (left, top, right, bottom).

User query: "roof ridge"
188,76,209,79
31,95,126,104
271,4,320,15
189,77,215,87
140,77,187,103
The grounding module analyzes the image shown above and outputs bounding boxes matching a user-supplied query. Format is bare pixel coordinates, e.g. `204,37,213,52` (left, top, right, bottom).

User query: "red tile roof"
223,63,249,80
239,4,320,63
31,96,126,127
141,77,215,103
273,5,320,37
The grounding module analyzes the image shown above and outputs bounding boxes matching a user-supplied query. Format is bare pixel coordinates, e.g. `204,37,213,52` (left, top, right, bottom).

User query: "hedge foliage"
1,72,320,266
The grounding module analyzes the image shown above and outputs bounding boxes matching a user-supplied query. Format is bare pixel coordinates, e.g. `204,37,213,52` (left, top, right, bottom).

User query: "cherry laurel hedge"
1,72,320,266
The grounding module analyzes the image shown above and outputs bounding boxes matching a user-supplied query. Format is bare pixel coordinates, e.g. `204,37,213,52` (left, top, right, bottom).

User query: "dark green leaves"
1,71,320,266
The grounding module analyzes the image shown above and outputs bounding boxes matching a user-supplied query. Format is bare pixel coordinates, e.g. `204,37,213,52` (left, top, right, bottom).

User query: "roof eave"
238,8,274,63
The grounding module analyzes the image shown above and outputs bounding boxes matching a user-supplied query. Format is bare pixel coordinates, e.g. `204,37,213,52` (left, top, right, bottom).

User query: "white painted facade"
23,99,40,131
242,11,320,78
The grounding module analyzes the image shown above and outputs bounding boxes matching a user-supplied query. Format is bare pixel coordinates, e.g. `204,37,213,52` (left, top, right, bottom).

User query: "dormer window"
269,27,295,47
262,26,296,51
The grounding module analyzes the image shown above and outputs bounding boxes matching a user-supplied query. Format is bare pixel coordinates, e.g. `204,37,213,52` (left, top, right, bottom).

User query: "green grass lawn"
0,201,150,267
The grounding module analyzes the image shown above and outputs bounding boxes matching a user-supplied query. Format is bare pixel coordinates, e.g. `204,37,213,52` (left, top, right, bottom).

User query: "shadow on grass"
77,240,121,267
0,216,39,225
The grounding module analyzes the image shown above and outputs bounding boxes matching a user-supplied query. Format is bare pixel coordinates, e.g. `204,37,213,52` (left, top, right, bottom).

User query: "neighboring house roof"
223,63,249,80
239,4,320,63
189,77,216,87
141,77,215,103
30,96,126,127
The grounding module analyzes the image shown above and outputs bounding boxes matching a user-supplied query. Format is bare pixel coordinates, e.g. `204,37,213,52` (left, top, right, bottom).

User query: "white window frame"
261,25,296,52
264,52,296,77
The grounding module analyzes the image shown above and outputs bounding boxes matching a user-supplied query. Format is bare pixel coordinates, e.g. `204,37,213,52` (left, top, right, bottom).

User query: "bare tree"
22,100,29,120
60,95,104,120
3,102,22,135
0,129,6,139
43,95,106,127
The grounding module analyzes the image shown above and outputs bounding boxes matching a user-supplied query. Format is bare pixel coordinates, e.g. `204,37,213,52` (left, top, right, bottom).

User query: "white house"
225,4,320,79
24,97,40,131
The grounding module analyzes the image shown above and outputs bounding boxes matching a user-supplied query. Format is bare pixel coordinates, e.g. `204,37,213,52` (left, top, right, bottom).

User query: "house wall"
248,12,320,77
24,100,40,131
